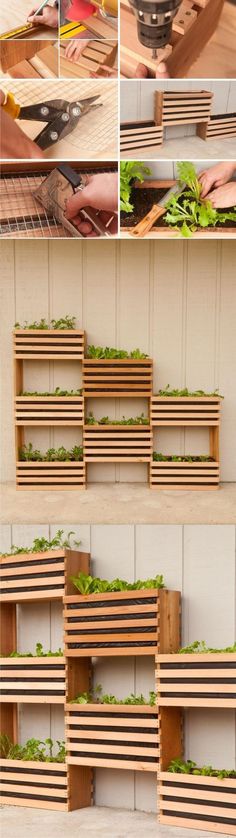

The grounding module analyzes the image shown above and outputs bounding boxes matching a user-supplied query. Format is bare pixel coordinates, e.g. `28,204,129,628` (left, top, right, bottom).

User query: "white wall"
1,239,236,484
0,523,235,812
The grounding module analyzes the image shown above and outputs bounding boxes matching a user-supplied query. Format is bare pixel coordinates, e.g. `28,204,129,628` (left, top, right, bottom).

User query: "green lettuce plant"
14,316,76,330
179,640,236,654
164,162,236,238
167,758,236,780
19,444,83,462
70,571,165,595
120,162,151,213
20,387,82,397
70,684,157,706
87,345,148,359
1,529,80,558
2,643,63,658
157,385,223,398
85,412,149,425
0,735,65,763
153,453,213,462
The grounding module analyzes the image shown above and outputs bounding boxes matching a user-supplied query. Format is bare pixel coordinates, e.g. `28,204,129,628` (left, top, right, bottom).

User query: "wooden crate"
150,459,220,490
13,330,85,361
0,657,66,704
151,396,221,426
83,358,153,397
120,121,163,153
64,588,181,657
83,425,152,463
155,90,213,127
0,759,69,811
159,772,236,835
66,703,159,771
15,396,84,426
156,653,236,708
0,547,89,603
199,113,236,140
60,40,117,79
16,460,85,491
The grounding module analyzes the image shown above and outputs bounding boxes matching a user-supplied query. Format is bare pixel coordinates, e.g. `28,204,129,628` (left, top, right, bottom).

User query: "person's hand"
0,91,43,159
135,61,169,79
27,5,58,27
206,182,236,209
65,39,89,61
65,173,118,237
199,163,236,198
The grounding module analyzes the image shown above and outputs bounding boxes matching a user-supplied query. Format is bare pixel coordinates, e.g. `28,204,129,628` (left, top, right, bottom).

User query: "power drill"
128,0,182,58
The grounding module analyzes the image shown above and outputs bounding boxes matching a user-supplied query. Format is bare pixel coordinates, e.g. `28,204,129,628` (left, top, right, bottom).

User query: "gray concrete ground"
1,482,236,525
0,806,231,838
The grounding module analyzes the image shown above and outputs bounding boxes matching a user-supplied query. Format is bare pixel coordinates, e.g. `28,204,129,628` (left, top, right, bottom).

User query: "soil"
120,187,236,231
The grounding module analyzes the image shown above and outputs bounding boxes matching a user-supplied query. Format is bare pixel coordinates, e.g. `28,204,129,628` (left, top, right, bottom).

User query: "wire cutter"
2,92,102,150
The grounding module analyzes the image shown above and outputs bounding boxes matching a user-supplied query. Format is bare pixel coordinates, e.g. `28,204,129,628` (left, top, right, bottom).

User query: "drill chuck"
128,0,181,50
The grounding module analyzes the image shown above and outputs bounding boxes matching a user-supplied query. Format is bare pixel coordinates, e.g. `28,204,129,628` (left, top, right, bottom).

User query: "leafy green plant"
1,529,80,558
157,385,223,398
14,316,76,330
85,412,149,426
164,162,236,238
120,162,151,213
179,640,236,654
2,643,63,658
153,453,213,462
87,345,148,359
70,571,165,595
70,684,157,706
19,444,83,462
0,735,66,763
20,387,82,397
167,758,236,780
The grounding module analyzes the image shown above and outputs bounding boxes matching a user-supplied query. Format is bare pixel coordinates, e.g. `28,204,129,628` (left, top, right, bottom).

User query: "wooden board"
83,358,153,397
155,90,213,127
150,460,220,490
15,395,84,426
156,653,236,708
14,330,84,360
83,424,152,464
159,772,236,834
151,396,221,427
60,39,117,78
0,657,66,703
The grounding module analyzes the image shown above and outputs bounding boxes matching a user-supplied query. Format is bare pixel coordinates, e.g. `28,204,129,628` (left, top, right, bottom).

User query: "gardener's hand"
135,61,169,79
199,163,236,198
0,91,44,159
28,5,58,26
65,173,118,237
65,39,89,61
207,182,236,209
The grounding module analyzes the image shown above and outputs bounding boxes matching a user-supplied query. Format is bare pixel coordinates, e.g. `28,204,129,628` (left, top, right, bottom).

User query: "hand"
135,61,169,79
199,163,236,198
65,173,118,237
0,92,43,159
207,182,236,209
27,6,58,27
65,39,89,61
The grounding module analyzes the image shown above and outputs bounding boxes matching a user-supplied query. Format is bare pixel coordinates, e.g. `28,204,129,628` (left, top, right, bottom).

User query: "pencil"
34,0,49,16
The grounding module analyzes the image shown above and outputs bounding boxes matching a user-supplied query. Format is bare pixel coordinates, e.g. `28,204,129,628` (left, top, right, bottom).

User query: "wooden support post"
159,707,182,771
210,426,220,463
155,91,164,127
196,121,208,140
0,603,18,741
159,590,181,654
64,550,90,596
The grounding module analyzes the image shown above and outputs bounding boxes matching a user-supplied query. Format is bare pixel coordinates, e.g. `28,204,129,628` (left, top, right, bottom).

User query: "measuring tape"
0,23,36,39
60,21,87,38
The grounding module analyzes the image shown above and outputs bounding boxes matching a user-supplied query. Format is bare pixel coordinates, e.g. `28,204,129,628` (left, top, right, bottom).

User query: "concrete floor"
1,481,236,525
0,806,230,838
121,136,236,161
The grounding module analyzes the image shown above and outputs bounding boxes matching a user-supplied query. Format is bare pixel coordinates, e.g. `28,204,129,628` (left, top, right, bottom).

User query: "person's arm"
199,162,236,198
27,2,58,26
206,182,236,209
0,91,43,159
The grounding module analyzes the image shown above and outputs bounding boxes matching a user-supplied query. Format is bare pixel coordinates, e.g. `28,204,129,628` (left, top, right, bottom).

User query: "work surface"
0,0,57,39
2,79,118,159
187,0,236,78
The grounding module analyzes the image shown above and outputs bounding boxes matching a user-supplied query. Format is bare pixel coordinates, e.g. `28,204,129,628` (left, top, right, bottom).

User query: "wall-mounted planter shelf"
159,772,236,835
16,460,85,490
64,588,180,657
84,425,152,463
15,396,84,426
0,547,88,603
14,330,85,361
151,396,221,427
150,459,220,490
66,703,159,771
120,121,163,153
83,358,153,398
0,759,69,811
0,657,66,703
199,113,236,141
156,653,236,708
155,90,213,127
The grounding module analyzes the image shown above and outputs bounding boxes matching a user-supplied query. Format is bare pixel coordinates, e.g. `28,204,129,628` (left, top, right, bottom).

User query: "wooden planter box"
155,90,213,127
156,653,236,708
0,546,89,603
150,459,219,490
83,425,152,463
16,460,85,490
83,358,153,398
15,395,84,426
66,703,159,771
151,396,221,427
64,588,180,657
201,113,236,140
120,121,163,154
0,759,68,811
0,657,66,703
13,330,85,361
159,772,236,834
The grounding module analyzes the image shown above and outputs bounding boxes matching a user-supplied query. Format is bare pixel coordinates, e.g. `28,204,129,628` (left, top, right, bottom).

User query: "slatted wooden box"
159,772,236,835
83,358,153,398
120,122,163,154
150,459,220,490
0,657,66,704
156,653,236,708
0,760,69,811
66,703,159,771
203,113,236,140
84,425,152,463
0,547,88,603
151,396,221,426
15,395,84,426
16,460,85,491
155,90,213,127
64,589,180,657
14,330,85,361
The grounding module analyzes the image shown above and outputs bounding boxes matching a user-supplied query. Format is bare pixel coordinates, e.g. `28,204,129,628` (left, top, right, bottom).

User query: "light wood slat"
0,562,65,577
158,683,236,694
159,815,236,835
1,681,65,690
65,632,158,642
0,797,68,811
157,667,235,678
68,742,158,757
0,782,67,798
160,800,236,819
160,772,236,788
66,730,159,743
1,759,67,771
0,770,66,785
66,717,157,729
64,618,156,630
0,696,65,703
157,653,236,663
65,588,159,602
64,604,158,616
68,755,157,771
1,576,65,590
158,698,236,708
0,549,64,564
161,786,236,804
66,703,158,713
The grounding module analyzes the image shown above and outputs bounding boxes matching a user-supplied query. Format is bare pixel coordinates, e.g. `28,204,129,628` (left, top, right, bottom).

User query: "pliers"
2,92,102,150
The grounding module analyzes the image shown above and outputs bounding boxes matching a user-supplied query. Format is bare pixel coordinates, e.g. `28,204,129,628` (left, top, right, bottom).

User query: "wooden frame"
60,40,117,79
0,657,66,704
156,653,236,708
66,703,159,771
159,771,236,834
151,396,221,427
0,547,89,603
0,41,58,78
198,113,236,141
16,460,85,490
0,760,69,811
150,458,220,490
155,90,213,127
64,588,181,658
84,424,152,463
83,358,153,398
120,121,163,154
14,330,85,361
15,395,84,426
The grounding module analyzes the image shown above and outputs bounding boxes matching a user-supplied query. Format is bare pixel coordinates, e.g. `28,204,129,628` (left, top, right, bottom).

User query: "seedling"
0,735,66,763
70,685,157,706
86,412,149,425
164,162,236,238
14,316,76,330
157,385,223,398
19,444,83,462
153,453,213,462
70,571,165,595
167,758,236,780
120,162,151,213
179,640,236,654
1,643,63,658
20,387,82,397
1,529,80,558
87,345,149,359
